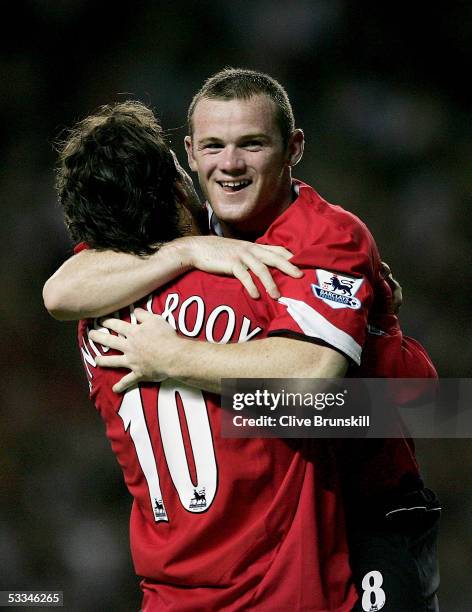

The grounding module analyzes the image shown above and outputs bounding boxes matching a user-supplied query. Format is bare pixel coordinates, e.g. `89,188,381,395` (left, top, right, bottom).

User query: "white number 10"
118,380,218,522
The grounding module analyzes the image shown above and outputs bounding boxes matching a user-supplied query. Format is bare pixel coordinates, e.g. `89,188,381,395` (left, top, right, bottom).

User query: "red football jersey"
76,180,436,610
78,270,357,612
251,180,437,503
206,180,435,383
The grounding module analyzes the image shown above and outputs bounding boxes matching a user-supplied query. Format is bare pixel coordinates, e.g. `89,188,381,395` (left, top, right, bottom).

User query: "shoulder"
296,180,374,246
263,180,377,257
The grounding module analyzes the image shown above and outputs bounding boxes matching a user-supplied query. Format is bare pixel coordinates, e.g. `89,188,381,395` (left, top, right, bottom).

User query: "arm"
43,240,191,321
43,237,302,320
89,309,348,394
162,337,348,393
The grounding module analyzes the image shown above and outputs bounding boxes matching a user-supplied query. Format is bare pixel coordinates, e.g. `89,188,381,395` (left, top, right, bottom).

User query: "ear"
184,136,198,171
286,129,304,167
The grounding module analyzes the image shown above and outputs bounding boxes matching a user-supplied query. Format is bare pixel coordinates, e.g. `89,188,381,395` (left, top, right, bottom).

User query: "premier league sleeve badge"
311,269,364,310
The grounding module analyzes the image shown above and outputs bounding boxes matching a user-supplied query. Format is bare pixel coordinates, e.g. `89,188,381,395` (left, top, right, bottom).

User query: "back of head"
187,67,295,147
55,101,181,255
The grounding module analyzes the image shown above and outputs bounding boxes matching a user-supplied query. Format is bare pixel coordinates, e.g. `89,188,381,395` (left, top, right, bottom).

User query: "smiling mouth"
217,180,252,193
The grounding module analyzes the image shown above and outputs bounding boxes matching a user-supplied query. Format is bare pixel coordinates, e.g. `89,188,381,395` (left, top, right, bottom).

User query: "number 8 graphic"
119,380,218,522
361,570,386,611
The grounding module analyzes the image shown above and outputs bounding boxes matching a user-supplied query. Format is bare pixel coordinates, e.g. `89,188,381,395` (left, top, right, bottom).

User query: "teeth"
220,180,250,188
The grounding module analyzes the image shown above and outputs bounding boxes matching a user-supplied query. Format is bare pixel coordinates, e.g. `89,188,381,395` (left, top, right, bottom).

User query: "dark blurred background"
1,1,471,610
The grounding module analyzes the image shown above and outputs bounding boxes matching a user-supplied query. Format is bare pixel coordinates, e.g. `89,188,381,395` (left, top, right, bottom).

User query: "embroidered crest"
311,269,364,310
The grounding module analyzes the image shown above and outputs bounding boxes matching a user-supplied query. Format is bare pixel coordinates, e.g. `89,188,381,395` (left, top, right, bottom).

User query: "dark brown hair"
55,101,182,255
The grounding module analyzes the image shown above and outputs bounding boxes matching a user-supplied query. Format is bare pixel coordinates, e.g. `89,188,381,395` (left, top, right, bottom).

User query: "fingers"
380,261,402,314
134,308,154,323
387,275,402,293
255,245,303,278
242,254,280,299
266,255,303,278
135,310,175,334
112,371,168,394
113,372,139,394
232,243,304,299
259,244,294,259
89,330,125,351
233,244,304,298
390,282,403,314
232,263,260,299
95,354,128,368
100,317,132,336
380,261,392,278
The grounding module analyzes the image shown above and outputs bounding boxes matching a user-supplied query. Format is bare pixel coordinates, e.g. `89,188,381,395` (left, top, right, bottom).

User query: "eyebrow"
197,134,270,145
197,137,223,145
238,134,270,142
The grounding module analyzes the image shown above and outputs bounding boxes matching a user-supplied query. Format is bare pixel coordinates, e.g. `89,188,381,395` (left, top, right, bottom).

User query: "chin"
213,201,251,220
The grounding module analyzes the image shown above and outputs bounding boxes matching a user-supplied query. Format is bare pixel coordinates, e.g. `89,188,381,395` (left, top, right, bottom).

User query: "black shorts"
348,488,441,612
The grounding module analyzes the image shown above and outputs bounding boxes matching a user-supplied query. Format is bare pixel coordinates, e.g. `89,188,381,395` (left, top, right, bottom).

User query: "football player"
45,69,440,611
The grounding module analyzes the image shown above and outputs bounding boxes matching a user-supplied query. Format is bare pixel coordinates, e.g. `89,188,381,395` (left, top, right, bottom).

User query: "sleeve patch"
311,269,364,310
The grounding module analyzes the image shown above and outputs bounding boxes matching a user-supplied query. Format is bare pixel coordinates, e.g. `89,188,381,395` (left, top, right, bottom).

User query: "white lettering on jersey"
238,316,263,342
159,380,217,512
81,294,262,387
91,317,112,352
119,387,169,522
206,305,236,343
80,334,97,379
161,293,179,329
179,296,205,337
80,309,122,383
118,381,217,522
153,293,262,344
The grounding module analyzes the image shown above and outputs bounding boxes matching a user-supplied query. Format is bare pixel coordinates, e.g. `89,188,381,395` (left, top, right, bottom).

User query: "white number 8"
361,570,386,611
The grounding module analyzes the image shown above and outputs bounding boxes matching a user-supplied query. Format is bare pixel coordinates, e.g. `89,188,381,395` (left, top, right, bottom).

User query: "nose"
219,145,246,175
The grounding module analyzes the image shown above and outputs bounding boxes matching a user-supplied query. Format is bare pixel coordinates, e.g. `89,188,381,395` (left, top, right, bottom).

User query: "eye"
203,142,223,151
242,140,263,150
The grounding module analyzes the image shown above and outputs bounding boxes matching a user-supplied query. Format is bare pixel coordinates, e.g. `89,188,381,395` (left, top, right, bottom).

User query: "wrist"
163,337,222,394
157,238,194,273
163,336,193,379
171,235,213,270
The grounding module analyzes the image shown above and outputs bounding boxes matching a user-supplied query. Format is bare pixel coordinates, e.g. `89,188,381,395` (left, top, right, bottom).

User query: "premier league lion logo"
189,487,207,509
312,269,364,310
329,274,354,295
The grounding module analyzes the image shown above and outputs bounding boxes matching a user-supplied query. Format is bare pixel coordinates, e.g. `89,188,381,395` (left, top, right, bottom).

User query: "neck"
219,223,261,241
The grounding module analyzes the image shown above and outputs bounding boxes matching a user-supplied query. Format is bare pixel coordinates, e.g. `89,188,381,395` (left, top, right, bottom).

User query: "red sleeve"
264,227,376,365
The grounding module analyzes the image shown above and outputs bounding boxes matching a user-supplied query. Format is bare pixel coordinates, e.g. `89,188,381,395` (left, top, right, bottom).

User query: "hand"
181,236,303,299
89,309,183,393
381,262,402,314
